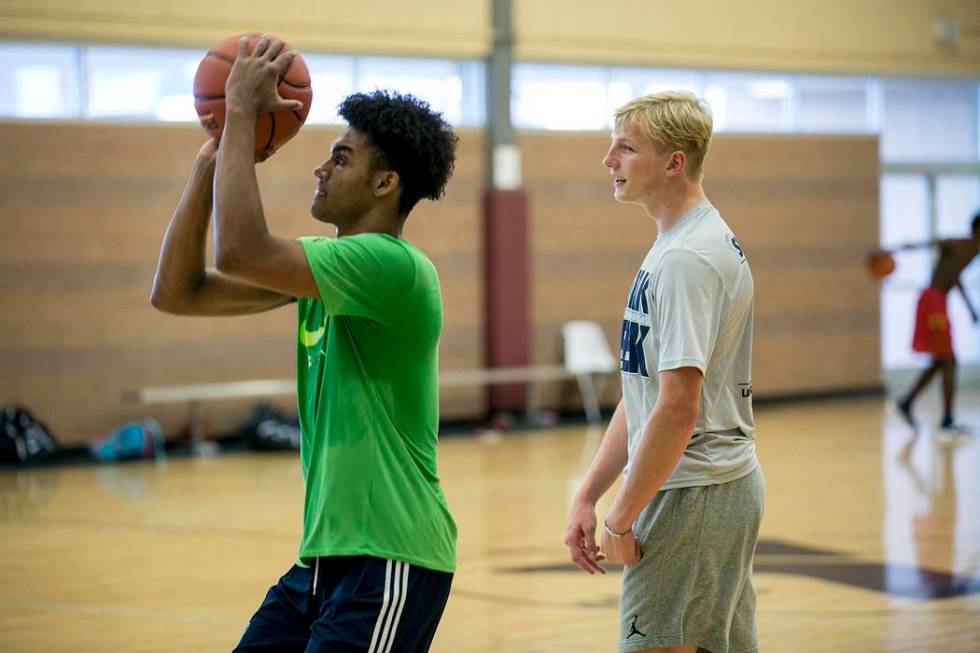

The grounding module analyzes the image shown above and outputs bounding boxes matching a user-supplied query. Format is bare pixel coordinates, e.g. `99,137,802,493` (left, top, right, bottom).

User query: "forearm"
897,240,937,251
152,158,215,305
214,108,270,269
574,400,630,505
152,143,294,316
605,398,695,530
957,281,977,317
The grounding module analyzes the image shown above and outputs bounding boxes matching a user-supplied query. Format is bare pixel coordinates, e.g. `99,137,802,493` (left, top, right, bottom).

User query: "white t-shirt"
621,201,757,489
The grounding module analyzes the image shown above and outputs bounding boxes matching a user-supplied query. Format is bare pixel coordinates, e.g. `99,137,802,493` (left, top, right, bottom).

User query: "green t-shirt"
296,233,456,573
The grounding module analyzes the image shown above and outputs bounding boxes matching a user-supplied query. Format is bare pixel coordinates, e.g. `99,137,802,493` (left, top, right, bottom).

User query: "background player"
896,212,980,434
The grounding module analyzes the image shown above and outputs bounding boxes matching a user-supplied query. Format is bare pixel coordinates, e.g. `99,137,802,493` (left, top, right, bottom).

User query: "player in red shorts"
897,213,980,432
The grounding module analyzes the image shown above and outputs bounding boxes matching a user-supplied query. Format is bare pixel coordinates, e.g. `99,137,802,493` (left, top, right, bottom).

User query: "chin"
309,203,330,224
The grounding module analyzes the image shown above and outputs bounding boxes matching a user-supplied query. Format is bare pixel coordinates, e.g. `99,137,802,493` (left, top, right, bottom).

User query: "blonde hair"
614,91,713,182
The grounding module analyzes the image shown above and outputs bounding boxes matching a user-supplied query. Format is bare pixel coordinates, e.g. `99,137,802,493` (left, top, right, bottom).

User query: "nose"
601,147,616,170
313,160,330,180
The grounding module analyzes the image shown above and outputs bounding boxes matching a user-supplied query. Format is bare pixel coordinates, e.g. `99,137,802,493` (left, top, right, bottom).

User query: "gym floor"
1,391,978,652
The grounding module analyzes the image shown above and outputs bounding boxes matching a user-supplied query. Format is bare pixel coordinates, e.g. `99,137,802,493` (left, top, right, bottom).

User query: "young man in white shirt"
563,92,765,653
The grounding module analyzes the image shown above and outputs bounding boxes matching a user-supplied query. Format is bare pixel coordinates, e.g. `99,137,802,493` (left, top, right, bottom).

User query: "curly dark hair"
337,91,458,216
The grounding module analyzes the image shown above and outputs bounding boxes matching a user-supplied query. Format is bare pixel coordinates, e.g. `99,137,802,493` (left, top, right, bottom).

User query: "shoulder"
302,232,406,251
946,238,976,251
391,236,435,268
362,234,427,264
679,210,747,270
678,207,730,248
302,234,413,265
301,234,420,291
656,247,721,282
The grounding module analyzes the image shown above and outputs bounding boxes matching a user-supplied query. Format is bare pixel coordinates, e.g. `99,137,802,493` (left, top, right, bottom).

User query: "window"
0,42,79,118
937,175,980,363
798,75,870,133
357,57,480,126
702,71,792,132
304,55,356,124
880,175,933,369
85,46,201,121
936,175,980,238
880,172,980,368
881,79,978,162
0,40,483,126
607,67,702,117
512,64,609,130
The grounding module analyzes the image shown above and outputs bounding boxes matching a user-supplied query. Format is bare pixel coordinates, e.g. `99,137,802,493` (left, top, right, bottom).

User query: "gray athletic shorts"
619,465,765,653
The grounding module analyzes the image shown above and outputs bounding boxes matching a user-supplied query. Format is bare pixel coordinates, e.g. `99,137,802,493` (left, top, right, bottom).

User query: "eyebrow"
331,144,354,156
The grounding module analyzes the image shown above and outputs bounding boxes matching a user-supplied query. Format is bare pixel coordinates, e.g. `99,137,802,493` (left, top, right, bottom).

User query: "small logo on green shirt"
299,319,325,348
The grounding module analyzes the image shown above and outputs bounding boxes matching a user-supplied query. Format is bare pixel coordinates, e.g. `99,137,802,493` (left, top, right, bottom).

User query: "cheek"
620,160,638,181
331,175,355,198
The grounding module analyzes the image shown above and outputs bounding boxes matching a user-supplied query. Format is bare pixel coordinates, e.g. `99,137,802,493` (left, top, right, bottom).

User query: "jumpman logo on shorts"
626,614,647,639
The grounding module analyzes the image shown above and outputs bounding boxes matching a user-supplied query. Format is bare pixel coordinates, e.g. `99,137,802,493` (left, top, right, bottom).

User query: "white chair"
562,320,619,424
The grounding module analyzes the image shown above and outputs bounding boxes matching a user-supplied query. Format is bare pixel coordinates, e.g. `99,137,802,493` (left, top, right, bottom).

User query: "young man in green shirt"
151,35,457,652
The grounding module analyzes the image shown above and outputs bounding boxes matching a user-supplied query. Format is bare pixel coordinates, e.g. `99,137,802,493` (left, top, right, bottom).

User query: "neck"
336,206,403,238
643,183,708,234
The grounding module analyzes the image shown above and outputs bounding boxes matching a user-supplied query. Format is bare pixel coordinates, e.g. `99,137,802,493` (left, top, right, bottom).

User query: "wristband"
604,521,632,538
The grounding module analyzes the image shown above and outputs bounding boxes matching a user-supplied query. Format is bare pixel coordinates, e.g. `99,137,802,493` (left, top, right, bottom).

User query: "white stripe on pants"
368,560,411,653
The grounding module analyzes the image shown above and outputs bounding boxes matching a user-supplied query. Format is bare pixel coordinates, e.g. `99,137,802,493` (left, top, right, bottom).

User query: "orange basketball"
867,250,896,279
193,33,313,153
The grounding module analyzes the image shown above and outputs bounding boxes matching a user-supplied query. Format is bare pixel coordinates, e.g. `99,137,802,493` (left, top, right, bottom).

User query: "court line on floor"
0,516,296,541
0,598,244,625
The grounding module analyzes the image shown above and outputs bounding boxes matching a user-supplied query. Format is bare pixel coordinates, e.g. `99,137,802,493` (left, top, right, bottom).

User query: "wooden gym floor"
1,391,978,652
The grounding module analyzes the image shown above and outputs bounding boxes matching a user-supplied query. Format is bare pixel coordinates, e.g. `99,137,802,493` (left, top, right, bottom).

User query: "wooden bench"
125,365,604,454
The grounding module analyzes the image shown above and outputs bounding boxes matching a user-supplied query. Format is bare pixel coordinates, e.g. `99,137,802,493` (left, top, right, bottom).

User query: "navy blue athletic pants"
234,556,452,653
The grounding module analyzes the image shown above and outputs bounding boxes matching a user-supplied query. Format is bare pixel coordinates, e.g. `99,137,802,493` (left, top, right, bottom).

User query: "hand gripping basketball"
226,34,303,116
193,33,313,154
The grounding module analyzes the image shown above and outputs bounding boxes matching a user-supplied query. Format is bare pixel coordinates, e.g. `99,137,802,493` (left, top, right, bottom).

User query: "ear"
665,151,687,178
373,170,400,199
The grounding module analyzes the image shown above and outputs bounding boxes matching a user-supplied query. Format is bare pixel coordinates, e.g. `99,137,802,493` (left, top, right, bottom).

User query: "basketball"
868,250,896,279
193,33,313,153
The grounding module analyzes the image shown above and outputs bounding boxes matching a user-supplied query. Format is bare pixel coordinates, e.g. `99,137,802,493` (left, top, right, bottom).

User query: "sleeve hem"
658,358,707,374
298,237,334,309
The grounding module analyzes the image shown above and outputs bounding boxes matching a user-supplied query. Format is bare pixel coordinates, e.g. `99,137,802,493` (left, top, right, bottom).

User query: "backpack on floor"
0,405,59,463
243,404,301,451
89,419,166,462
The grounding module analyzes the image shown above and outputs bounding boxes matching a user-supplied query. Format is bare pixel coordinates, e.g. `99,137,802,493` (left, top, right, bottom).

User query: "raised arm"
150,139,294,316
213,35,319,299
894,238,960,253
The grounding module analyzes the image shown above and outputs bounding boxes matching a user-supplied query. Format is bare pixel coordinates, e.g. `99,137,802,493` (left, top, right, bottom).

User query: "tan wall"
521,132,881,407
1,1,978,75
517,1,980,76
0,122,879,445
0,122,483,445
0,0,490,57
